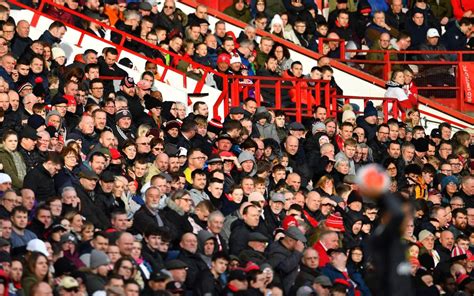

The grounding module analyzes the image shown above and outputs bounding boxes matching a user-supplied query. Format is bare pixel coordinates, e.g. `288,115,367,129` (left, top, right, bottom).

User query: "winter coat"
441,21,468,51
177,248,209,290
255,122,280,144
0,145,25,189
194,269,225,296
162,198,193,245
239,247,268,266
451,0,474,19
228,219,259,256
23,164,56,202
73,183,110,230
292,264,322,293
223,1,252,24
322,264,358,296
131,205,177,241
267,240,303,295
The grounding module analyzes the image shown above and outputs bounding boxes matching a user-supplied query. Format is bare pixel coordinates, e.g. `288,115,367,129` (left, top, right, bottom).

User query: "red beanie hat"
325,213,345,232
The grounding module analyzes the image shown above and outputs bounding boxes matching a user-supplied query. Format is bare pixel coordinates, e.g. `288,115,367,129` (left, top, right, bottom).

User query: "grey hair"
61,186,76,197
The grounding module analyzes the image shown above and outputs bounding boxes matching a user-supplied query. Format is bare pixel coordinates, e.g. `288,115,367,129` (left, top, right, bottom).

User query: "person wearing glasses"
162,190,193,243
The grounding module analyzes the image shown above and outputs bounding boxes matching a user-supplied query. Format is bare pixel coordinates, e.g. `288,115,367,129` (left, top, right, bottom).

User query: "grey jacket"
267,240,304,295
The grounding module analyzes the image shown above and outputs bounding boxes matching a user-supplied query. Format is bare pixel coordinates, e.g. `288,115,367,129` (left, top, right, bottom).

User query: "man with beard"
132,186,174,237
449,208,468,239
112,109,135,147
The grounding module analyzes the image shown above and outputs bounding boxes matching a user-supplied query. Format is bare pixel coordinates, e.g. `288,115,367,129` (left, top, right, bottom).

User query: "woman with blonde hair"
315,175,336,198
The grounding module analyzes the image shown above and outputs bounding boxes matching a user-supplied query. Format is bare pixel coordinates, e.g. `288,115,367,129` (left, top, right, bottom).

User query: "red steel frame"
12,0,474,125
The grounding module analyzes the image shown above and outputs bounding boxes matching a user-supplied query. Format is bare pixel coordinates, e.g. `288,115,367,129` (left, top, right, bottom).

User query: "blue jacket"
0,66,15,90
321,264,357,296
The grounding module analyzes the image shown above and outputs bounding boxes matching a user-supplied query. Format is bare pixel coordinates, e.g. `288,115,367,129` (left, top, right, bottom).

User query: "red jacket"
282,70,315,105
313,241,330,268
451,0,474,19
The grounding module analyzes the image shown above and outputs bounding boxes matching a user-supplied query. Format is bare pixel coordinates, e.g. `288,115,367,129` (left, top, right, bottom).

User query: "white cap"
0,173,11,184
26,239,49,257
230,54,242,64
426,28,440,38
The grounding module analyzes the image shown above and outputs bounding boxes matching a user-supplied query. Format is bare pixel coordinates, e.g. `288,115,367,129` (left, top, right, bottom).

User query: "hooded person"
236,150,257,182
223,0,252,24
254,107,280,143
342,211,365,250
197,230,218,268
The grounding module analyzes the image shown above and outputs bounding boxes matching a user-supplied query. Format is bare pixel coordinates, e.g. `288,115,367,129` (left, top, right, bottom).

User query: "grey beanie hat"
90,249,110,269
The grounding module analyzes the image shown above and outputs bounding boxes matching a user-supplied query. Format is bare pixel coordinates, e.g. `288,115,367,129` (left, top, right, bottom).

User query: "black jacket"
292,264,321,294
74,183,110,230
23,164,56,202
141,243,165,272
193,269,225,296
177,248,209,290
239,247,268,266
131,206,177,240
161,199,193,246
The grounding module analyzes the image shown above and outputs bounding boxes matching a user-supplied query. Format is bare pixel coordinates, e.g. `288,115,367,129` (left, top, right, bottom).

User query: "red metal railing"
11,0,344,121
14,0,473,125
227,75,335,122
315,37,472,111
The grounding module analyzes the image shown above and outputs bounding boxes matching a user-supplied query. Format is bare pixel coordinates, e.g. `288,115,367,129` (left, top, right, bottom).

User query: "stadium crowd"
0,0,470,295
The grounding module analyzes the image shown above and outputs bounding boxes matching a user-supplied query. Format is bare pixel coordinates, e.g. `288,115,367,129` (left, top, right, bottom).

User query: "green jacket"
223,2,252,24
21,273,40,296
428,0,453,19
0,145,24,189
366,43,397,78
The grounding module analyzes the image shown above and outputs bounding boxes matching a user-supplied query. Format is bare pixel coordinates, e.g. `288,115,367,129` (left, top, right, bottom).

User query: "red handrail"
178,0,389,88
11,0,226,81
178,0,474,125
9,0,194,90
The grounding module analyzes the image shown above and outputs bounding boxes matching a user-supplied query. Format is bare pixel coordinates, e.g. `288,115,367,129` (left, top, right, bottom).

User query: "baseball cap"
427,28,440,38
121,76,135,88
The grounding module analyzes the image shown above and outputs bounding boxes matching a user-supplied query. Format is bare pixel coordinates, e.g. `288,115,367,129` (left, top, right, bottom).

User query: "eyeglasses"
64,287,79,292
164,5,174,9
137,142,150,146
